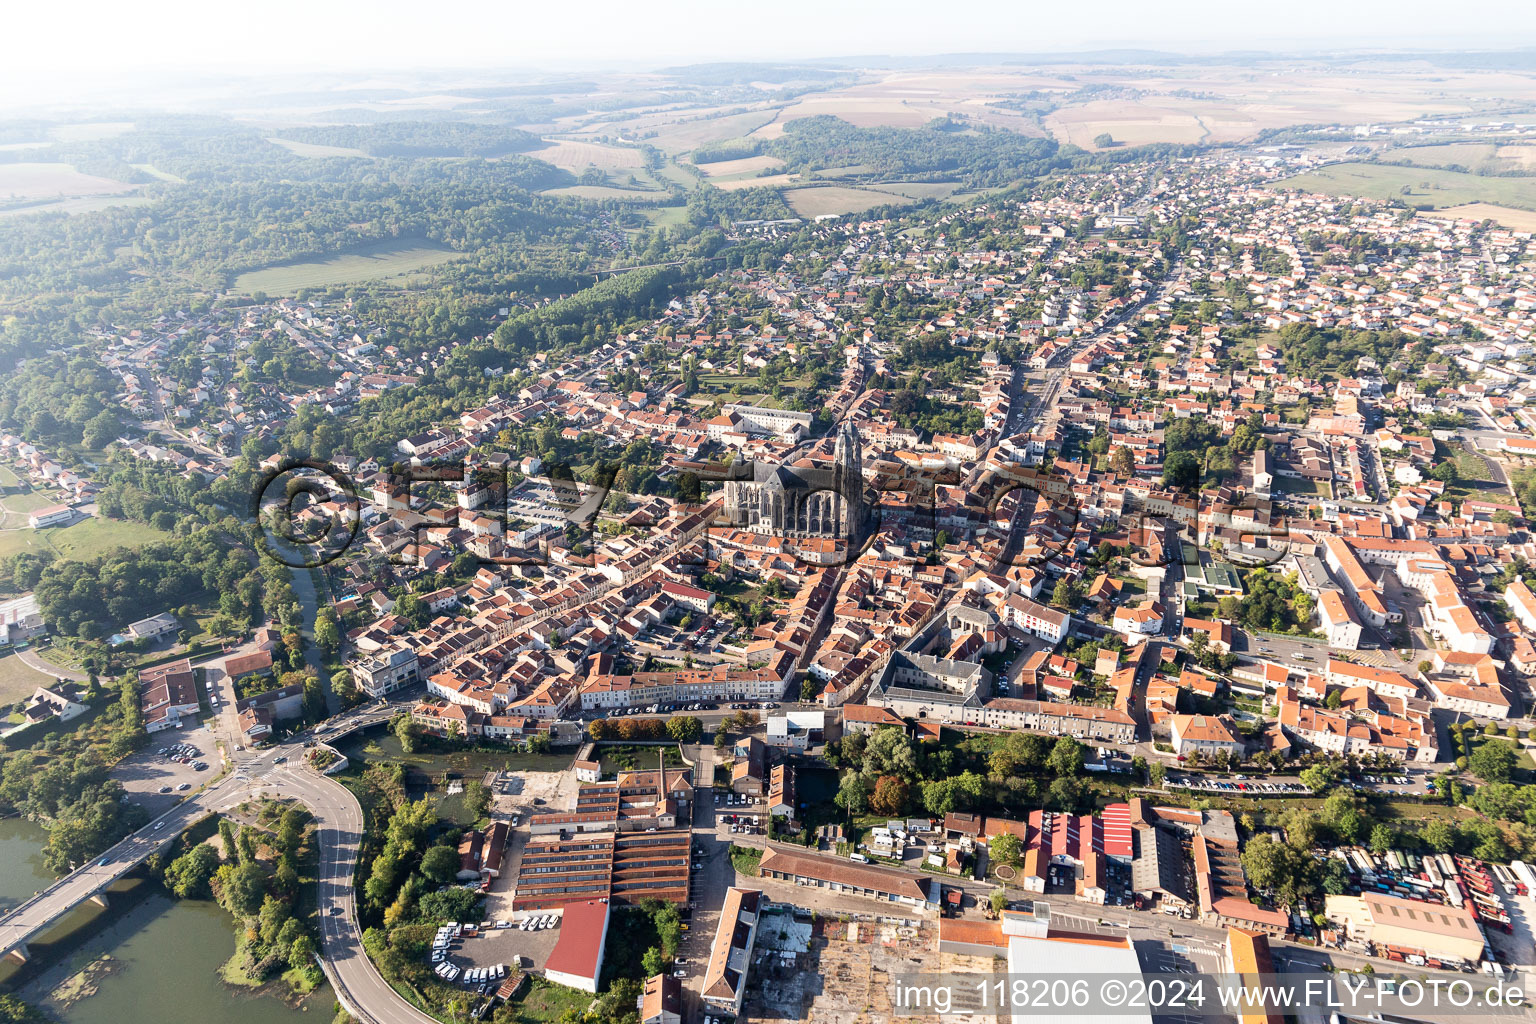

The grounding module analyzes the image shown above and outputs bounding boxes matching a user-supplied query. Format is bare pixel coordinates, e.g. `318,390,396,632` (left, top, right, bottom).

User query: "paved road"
10,645,86,682
0,700,434,1024
0,777,246,959
272,762,441,1024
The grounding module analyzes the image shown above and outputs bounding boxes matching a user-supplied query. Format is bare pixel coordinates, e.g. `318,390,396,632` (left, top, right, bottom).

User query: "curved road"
272,763,440,1024
0,703,440,1024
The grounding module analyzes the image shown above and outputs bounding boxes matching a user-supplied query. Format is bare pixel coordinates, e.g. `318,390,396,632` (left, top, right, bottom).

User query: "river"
0,818,333,1023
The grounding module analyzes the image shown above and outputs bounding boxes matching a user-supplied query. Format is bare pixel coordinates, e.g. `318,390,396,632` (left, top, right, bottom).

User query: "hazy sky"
6,0,1536,108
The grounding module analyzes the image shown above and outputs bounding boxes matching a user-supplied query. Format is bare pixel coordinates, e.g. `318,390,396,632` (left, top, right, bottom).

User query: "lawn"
337,731,572,778
598,744,682,775
0,652,53,704
499,978,592,1024
46,516,173,559
1273,474,1330,497
232,239,463,295
1268,162,1536,212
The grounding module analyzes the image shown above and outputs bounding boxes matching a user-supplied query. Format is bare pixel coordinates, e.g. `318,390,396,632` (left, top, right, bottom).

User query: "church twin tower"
723,421,867,542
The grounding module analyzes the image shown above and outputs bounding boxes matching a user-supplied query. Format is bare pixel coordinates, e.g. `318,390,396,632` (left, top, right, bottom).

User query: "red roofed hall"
543,900,610,993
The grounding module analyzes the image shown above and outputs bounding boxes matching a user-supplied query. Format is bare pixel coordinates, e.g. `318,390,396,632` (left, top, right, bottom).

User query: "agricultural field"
1382,142,1536,173
636,109,781,154
866,181,962,200
266,137,370,159
0,162,137,200
0,194,151,219
692,154,785,179
130,163,185,183
526,139,646,174
712,172,802,192
782,185,915,218
232,239,462,295
1267,163,1536,212
1422,204,1536,232
49,121,133,142
540,184,661,201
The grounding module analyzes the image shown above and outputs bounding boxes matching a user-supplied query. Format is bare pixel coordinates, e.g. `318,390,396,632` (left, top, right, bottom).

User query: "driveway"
13,644,86,682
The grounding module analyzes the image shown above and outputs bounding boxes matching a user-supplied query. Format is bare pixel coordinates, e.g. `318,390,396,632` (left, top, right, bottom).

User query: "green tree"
666,716,703,744
1469,740,1519,783
1047,736,1085,777
1110,446,1135,476
393,714,418,755
218,861,267,917
463,779,490,821
419,886,482,924
420,847,460,890
835,772,871,816
990,831,1022,868
1423,819,1459,854
164,843,221,899
1163,450,1201,491
1368,824,1395,854
314,610,341,653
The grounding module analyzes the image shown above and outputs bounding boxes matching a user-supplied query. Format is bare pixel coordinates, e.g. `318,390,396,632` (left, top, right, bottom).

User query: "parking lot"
715,789,767,841
1164,769,1423,798
431,912,564,985
1164,774,1310,796
112,729,215,815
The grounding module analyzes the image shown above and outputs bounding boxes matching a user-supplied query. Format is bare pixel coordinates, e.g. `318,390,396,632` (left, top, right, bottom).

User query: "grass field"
0,516,173,560
0,162,136,200
783,185,915,218
1,491,58,514
232,239,461,295
500,979,591,1024
266,138,370,159
642,205,691,229
865,181,962,200
1269,162,1536,212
